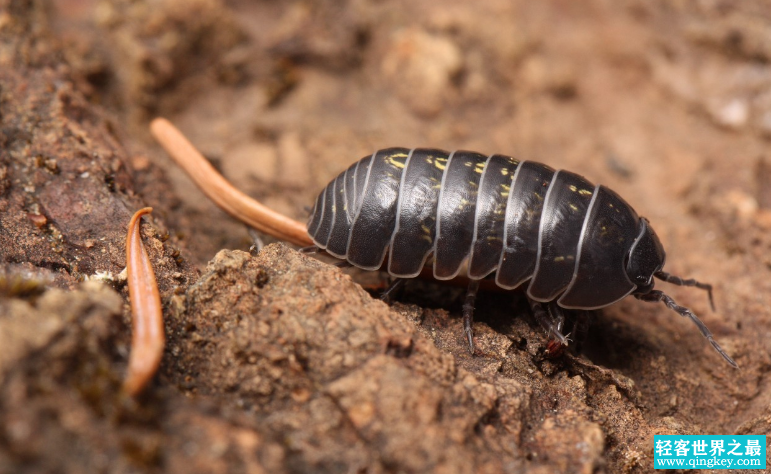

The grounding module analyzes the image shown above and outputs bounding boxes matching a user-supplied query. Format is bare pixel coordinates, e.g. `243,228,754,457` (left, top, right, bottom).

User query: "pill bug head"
625,218,666,292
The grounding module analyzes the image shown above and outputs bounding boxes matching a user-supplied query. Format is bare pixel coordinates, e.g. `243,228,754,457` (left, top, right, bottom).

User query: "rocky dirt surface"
1,0,771,473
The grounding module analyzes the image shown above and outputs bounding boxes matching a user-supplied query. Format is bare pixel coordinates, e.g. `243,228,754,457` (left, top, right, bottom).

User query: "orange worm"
150,118,313,247
123,207,165,396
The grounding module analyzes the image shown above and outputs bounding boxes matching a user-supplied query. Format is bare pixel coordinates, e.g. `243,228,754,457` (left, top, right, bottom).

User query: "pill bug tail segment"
150,118,313,248
124,207,165,396
634,290,739,368
654,270,715,312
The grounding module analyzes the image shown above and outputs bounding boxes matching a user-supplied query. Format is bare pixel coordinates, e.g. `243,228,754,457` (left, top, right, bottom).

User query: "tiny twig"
150,118,313,247
124,207,165,396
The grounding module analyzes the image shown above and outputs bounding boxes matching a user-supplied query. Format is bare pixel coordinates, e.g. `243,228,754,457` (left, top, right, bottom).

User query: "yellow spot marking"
569,185,577,192
569,204,578,212
578,189,592,196
554,256,565,262
500,168,509,176
388,158,406,169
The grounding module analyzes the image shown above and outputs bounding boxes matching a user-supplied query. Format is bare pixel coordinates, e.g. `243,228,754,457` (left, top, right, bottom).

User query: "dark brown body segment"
345,148,410,270
310,184,335,247
325,172,352,257
307,189,326,237
495,161,555,289
388,149,448,277
468,154,520,279
527,171,596,301
433,151,489,279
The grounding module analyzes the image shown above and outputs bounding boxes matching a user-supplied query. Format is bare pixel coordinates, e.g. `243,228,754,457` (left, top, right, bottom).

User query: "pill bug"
306,147,738,368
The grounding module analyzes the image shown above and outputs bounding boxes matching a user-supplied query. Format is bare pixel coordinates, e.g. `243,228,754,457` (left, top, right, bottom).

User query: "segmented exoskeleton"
306,148,737,367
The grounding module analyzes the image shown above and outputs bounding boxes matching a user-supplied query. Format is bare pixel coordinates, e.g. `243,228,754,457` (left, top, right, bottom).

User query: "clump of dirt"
133,245,636,473
0,279,295,473
2,0,771,473
0,0,198,294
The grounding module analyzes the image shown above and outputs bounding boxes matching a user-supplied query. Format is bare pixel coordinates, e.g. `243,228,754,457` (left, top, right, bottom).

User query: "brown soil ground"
1,1,770,473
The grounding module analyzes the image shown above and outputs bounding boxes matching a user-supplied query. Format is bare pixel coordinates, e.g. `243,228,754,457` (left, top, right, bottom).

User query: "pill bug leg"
333,260,354,268
655,271,715,311
528,297,569,345
248,229,265,254
380,278,406,303
544,310,591,358
300,246,319,254
463,280,481,353
634,290,738,368
547,303,566,339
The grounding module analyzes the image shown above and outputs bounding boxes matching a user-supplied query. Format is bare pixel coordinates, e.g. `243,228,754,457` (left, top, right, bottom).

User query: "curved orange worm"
123,207,165,396
150,118,313,247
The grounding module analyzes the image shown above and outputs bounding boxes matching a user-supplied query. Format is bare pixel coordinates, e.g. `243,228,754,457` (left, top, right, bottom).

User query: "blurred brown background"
1,0,770,473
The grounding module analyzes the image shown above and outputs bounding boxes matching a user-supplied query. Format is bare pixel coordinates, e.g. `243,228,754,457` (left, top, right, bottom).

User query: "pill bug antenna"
634,290,738,368
380,278,406,304
654,271,715,311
